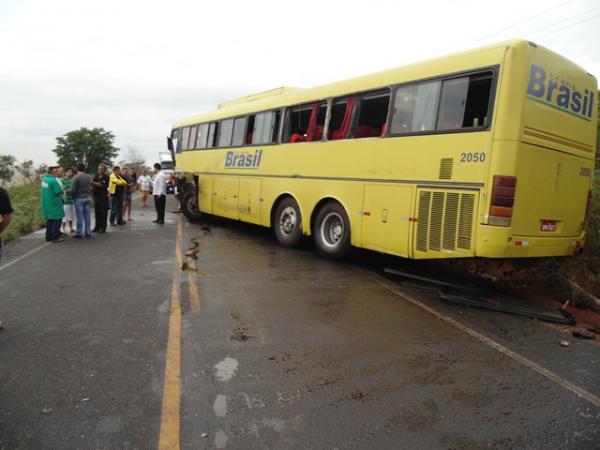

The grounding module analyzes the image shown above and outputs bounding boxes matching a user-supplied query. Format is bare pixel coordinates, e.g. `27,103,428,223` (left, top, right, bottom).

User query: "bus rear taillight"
489,176,517,226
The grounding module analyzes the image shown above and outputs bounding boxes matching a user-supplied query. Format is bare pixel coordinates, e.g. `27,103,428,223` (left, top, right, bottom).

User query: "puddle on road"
214,430,228,448
213,394,228,418
214,357,239,382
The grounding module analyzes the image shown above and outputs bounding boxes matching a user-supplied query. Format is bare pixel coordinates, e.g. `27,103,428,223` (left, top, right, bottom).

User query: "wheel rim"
279,206,297,235
320,212,344,248
186,194,198,213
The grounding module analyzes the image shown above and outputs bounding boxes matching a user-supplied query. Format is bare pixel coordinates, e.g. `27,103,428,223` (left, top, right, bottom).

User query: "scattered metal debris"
201,433,208,438
384,268,481,292
41,408,52,415
572,329,596,340
385,266,576,325
560,340,570,347
439,289,575,325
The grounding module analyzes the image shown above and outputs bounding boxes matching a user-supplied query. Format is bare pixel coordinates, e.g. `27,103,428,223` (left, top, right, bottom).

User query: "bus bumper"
475,226,585,258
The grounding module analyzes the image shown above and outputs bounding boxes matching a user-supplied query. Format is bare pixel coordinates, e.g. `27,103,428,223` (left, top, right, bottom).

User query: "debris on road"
560,340,570,347
384,268,480,292
201,433,208,438
80,397,91,402
385,267,576,325
41,408,52,415
572,329,596,340
439,289,576,325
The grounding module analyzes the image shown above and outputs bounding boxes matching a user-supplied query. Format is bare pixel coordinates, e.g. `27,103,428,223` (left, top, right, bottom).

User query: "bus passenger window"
196,123,209,149
391,81,441,134
218,119,234,147
181,126,191,150
352,90,390,139
206,122,218,148
436,71,493,130
328,97,355,140
285,102,326,143
188,126,197,150
232,117,247,147
246,115,255,144
253,111,280,144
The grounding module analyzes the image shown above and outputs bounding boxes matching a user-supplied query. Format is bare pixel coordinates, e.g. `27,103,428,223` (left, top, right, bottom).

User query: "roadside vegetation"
2,183,44,243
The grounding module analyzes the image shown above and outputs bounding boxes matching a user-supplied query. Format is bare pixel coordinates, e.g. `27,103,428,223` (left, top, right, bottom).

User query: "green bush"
3,183,44,243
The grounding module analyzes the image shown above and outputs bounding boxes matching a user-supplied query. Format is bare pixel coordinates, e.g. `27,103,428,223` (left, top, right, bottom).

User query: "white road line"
0,242,52,273
367,271,600,408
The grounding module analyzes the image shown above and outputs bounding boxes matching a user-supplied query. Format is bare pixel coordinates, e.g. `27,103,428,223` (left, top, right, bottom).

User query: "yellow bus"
169,40,597,260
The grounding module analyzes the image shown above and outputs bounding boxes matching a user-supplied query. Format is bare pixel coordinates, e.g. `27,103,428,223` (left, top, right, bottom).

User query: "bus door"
413,188,478,258
361,184,413,257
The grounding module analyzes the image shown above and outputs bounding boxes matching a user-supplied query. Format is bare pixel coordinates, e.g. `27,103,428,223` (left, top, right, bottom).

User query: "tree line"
1,127,147,186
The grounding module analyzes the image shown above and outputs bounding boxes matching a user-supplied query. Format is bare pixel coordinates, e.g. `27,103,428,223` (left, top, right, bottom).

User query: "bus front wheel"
313,202,351,260
181,190,203,221
274,197,303,247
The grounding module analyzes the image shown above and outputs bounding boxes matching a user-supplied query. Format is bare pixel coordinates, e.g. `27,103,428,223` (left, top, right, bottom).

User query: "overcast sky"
1,0,599,166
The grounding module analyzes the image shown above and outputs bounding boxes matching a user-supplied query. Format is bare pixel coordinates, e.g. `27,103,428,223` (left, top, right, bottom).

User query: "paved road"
0,197,598,449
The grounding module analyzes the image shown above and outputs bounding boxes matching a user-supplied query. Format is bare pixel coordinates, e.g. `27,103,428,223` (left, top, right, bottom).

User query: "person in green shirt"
61,167,75,234
41,166,65,242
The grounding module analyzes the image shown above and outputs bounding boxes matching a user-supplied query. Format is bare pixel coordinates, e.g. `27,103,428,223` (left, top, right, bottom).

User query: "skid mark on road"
158,219,183,450
367,272,600,408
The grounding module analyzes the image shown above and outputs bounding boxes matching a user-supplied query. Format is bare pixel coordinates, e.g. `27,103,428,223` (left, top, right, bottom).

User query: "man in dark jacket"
91,164,110,233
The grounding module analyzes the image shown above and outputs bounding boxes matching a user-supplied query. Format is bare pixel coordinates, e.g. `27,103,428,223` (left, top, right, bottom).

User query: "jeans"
110,195,124,224
74,196,92,236
45,219,62,241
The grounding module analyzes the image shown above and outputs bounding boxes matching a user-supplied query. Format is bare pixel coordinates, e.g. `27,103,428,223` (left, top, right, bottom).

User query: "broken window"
352,90,390,138
328,97,355,140
436,71,493,130
285,102,327,143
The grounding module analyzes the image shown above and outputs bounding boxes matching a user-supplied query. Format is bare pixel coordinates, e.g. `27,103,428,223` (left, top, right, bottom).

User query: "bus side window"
188,125,198,150
196,123,209,149
328,97,355,140
246,115,255,144
218,119,234,147
436,71,493,130
352,90,390,139
285,102,326,143
391,81,441,134
181,126,191,151
232,117,247,147
206,122,218,149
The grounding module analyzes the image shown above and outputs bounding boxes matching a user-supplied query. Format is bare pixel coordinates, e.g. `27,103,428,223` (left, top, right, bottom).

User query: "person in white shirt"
152,163,167,224
137,170,152,207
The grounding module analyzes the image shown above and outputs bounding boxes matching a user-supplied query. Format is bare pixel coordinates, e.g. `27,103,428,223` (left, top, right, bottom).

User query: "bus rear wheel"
313,202,351,260
274,197,303,247
181,190,203,221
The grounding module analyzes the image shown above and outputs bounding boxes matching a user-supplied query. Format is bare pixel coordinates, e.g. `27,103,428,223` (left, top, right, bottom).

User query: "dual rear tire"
273,198,351,260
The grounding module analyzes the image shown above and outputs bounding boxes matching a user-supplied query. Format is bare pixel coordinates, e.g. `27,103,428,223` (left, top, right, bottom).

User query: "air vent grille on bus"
439,158,453,180
416,190,476,254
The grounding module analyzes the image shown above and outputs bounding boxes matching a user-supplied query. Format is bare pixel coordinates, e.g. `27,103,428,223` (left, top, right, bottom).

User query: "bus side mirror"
167,136,173,151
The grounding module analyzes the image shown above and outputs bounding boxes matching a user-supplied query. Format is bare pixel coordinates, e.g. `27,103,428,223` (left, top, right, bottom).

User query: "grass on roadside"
3,183,44,243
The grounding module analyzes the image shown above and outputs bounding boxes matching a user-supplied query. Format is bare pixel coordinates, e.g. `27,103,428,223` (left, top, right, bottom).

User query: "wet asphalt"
0,196,598,450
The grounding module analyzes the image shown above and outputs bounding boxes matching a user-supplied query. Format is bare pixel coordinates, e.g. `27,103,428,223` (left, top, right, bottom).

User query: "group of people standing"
41,162,167,242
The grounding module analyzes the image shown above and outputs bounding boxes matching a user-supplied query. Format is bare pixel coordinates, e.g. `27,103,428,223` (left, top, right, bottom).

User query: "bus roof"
172,40,591,128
